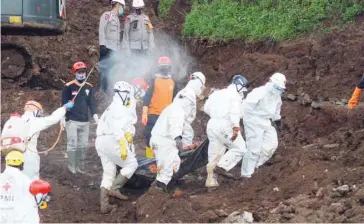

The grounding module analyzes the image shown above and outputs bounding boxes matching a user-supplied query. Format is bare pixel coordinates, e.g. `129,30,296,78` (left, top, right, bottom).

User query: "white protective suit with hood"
95,94,138,190
242,82,282,178
21,107,67,180
150,88,197,185
175,76,205,146
0,166,39,223
204,84,247,177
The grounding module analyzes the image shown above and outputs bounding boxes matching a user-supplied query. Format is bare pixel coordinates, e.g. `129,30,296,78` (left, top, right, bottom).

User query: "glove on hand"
119,138,128,160
125,132,133,144
93,114,99,124
63,101,74,110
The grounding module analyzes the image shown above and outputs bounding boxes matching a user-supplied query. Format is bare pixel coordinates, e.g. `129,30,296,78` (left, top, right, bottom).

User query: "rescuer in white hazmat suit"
150,72,206,192
203,74,249,188
176,72,206,147
0,101,74,181
242,72,286,178
95,80,147,214
0,151,39,223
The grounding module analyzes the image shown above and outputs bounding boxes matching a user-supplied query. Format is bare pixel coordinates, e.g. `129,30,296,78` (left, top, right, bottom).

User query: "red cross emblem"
2,183,11,192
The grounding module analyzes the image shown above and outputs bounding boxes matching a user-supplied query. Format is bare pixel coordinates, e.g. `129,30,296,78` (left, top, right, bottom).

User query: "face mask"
119,8,124,15
160,67,170,77
76,75,86,83
136,8,142,15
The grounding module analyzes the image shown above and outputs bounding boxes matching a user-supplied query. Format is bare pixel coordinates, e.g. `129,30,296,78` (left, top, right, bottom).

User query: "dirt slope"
1,0,364,222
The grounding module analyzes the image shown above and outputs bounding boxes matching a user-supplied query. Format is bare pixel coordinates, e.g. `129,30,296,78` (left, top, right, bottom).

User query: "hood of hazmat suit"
97,93,137,139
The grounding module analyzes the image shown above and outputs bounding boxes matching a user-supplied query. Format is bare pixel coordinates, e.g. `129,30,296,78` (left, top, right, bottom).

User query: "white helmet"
111,0,125,6
132,0,144,8
269,72,286,91
190,72,206,85
114,81,132,93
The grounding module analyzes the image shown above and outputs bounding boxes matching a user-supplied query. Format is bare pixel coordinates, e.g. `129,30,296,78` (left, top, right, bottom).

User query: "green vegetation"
159,0,176,18
182,0,364,41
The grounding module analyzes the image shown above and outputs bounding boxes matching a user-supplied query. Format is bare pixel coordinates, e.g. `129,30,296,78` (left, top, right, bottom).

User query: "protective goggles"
189,74,204,86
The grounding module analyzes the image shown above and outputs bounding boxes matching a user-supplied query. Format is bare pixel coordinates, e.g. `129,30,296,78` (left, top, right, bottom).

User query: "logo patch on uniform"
72,91,77,95
105,13,110,20
85,89,90,96
2,182,11,192
125,17,130,24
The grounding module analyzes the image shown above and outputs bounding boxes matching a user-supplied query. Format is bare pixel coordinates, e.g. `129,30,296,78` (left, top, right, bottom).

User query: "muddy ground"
1,0,364,222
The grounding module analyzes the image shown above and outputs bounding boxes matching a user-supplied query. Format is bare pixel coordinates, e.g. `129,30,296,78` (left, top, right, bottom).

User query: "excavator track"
1,42,34,85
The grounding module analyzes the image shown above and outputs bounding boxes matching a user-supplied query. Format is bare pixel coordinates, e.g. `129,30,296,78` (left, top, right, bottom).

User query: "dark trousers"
98,47,113,93
143,114,159,147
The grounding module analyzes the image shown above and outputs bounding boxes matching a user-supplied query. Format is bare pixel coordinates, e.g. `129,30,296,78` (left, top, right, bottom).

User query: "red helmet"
158,56,172,67
29,180,51,196
131,78,149,91
72,61,87,73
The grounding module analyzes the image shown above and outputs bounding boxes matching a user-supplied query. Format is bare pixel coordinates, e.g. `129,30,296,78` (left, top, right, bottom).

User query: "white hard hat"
114,81,132,93
111,0,125,6
132,0,145,8
269,72,286,90
190,72,206,85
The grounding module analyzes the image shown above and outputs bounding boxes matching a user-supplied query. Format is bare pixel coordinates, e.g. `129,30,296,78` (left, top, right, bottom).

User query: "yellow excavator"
1,0,66,85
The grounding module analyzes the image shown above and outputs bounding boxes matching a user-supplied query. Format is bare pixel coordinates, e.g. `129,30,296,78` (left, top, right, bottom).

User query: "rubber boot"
107,174,129,200
100,187,117,214
215,166,235,179
145,146,154,158
67,151,77,174
76,150,89,175
205,163,219,188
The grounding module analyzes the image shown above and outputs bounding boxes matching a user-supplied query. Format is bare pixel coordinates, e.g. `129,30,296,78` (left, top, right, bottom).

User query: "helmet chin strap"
117,91,130,106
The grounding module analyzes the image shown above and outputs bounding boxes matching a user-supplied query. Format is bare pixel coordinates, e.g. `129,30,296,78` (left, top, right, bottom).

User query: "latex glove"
63,101,74,110
142,106,148,126
93,114,99,124
125,132,133,144
119,138,128,160
175,136,183,150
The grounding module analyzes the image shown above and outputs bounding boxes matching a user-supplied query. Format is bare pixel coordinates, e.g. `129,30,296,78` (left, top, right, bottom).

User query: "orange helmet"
24,101,43,117
72,61,87,73
157,56,172,67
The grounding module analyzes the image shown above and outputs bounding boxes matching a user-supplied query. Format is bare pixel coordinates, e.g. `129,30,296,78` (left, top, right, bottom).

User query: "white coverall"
150,88,196,185
204,84,247,174
95,95,138,190
22,107,67,180
175,80,202,147
242,82,282,178
0,166,39,224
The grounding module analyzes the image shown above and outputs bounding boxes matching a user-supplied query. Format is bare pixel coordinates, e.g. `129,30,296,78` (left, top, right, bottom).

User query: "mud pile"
1,0,364,222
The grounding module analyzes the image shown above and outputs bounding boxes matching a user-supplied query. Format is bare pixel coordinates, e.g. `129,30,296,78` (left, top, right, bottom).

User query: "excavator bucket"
125,139,209,189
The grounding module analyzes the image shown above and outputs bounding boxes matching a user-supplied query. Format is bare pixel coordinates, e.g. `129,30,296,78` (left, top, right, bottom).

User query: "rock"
270,202,294,214
222,211,254,223
287,94,297,101
215,209,228,217
303,144,317,149
334,185,350,196
329,202,345,214
323,143,340,149
311,101,321,109
301,94,312,105
199,210,219,222
335,101,345,106
316,187,325,198
315,76,320,81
